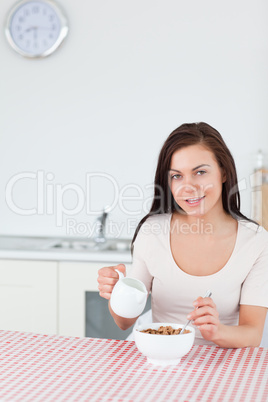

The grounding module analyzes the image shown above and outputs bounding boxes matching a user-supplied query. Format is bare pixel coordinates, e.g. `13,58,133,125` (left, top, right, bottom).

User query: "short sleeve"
240,240,268,308
127,223,153,294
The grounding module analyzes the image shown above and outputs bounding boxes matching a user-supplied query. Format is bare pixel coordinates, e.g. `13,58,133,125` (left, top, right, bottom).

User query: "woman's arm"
108,301,138,330
214,305,267,348
188,297,267,348
98,264,138,331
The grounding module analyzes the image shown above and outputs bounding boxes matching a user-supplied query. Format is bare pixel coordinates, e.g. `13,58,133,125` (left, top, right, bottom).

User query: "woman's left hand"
187,295,221,342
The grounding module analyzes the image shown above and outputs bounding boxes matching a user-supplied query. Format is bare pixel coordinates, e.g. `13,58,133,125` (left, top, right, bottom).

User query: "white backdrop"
0,0,268,238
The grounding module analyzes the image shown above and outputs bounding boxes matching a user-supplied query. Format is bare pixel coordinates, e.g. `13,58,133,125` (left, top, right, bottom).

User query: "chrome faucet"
94,209,109,244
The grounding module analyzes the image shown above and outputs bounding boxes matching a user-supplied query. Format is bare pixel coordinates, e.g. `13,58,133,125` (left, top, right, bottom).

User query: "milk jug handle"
115,269,124,280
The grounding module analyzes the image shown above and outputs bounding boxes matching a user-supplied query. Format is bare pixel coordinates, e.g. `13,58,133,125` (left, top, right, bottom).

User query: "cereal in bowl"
139,325,191,335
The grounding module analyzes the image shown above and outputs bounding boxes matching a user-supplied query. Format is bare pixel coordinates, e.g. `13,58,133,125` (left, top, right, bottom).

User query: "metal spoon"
180,290,212,334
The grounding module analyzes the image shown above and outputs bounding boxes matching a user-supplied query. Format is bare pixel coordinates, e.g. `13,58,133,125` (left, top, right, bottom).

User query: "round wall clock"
5,0,68,58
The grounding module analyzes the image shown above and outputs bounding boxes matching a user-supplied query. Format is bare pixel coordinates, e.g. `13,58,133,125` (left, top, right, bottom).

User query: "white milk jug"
110,269,147,318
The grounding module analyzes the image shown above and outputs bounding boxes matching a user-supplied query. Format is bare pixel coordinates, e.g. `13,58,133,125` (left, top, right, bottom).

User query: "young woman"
97,122,268,347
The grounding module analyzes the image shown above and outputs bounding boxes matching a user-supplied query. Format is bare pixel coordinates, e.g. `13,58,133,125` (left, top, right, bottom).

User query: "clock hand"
25,26,34,32
36,27,52,30
24,26,38,33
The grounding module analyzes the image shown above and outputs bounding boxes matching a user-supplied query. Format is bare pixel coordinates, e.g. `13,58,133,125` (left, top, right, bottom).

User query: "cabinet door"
0,260,57,335
58,262,131,337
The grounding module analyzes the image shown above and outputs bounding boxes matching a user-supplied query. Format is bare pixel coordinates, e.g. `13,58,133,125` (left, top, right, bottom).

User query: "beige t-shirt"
128,214,268,345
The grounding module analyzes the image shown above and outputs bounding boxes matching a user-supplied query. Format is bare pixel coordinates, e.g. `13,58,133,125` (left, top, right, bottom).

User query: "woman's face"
169,144,225,218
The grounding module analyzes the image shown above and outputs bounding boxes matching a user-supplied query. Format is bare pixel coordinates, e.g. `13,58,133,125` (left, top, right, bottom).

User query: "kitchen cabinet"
58,261,131,338
0,254,131,337
0,259,57,334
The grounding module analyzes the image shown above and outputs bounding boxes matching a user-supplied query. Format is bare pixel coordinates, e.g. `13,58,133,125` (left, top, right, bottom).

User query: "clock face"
5,0,68,58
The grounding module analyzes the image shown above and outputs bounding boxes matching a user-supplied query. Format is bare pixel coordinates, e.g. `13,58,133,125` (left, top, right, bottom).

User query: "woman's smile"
184,195,206,206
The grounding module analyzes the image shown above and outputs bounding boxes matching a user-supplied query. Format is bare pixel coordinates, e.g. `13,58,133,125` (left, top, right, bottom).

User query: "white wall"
1,0,268,238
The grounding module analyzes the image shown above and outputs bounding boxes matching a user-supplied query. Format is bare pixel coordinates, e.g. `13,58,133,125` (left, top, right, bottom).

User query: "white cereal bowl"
134,322,195,366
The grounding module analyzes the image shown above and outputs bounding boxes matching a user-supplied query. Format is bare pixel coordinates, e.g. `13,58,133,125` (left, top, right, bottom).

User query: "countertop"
0,330,267,401
0,235,132,263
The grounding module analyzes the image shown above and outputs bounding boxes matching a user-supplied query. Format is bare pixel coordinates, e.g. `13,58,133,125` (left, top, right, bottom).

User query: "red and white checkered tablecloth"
0,330,267,401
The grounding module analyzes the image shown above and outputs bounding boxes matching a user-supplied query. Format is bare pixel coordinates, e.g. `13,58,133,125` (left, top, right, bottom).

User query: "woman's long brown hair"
132,122,256,247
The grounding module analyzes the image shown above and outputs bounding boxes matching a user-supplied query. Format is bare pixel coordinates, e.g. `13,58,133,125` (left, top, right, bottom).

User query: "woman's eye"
196,170,206,176
171,174,181,180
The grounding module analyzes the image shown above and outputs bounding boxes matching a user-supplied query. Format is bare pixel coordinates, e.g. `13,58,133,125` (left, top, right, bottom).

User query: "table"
0,330,267,401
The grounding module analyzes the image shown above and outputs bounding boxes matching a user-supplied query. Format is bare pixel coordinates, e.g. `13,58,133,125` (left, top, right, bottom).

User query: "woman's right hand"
97,263,126,300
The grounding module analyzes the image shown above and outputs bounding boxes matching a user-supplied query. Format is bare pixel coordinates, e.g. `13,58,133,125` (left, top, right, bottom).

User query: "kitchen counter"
0,329,267,401
0,235,132,263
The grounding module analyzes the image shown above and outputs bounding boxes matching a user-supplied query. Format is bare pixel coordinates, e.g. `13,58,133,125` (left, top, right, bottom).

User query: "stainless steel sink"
0,235,132,254
0,236,63,251
48,238,131,252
